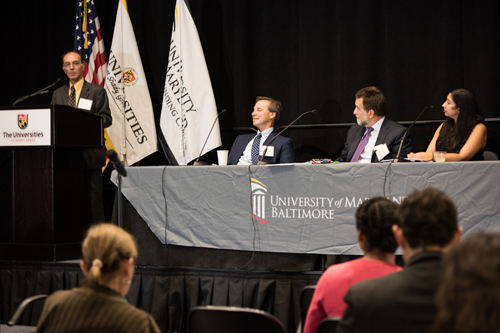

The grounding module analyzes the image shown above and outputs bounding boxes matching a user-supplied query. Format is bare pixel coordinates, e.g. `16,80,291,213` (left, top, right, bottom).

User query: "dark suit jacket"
337,118,411,162
51,80,112,168
336,251,444,333
227,130,295,165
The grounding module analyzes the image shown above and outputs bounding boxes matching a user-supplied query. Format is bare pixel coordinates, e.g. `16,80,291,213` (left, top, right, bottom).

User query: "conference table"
112,161,500,256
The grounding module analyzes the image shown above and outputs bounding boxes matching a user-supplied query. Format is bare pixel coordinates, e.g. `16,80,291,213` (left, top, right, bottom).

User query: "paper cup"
217,150,229,165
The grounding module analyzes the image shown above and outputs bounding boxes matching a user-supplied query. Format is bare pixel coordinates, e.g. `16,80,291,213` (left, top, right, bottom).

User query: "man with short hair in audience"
304,197,402,333
336,187,462,333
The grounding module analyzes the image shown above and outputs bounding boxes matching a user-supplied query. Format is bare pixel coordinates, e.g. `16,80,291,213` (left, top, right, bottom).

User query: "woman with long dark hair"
408,88,486,161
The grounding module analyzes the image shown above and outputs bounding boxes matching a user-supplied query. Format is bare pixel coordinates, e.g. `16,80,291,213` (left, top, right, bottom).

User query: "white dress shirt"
237,127,274,165
358,117,385,163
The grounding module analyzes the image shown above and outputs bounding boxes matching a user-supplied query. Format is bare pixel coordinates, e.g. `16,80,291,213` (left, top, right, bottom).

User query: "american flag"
74,0,107,86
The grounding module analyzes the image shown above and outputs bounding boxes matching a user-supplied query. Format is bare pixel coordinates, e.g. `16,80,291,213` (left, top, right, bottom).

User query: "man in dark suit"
227,96,295,165
337,86,410,162
51,51,112,223
336,187,462,333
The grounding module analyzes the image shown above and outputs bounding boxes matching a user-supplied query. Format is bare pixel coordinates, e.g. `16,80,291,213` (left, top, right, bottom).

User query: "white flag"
160,0,221,165
104,0,157,166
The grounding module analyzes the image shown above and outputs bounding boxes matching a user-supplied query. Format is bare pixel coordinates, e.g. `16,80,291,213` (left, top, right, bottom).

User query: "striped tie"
350,127,374,162
251,133,262,165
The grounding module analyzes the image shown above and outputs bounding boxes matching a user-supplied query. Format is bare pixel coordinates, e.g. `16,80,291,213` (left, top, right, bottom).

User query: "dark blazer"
336,251,444,333
227,130,295,165
52,80,112,168
337,118,411,162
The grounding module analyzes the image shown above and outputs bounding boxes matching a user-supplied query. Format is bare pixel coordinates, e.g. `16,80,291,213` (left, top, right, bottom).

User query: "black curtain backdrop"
2,0,499,164
0,262,321,333
1,2,499,331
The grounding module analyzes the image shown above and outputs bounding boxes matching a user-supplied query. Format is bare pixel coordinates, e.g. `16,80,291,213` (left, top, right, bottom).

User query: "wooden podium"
0,105,103,261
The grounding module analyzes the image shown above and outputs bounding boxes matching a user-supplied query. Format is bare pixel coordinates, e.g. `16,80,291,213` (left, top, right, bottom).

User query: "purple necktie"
350,127,374,163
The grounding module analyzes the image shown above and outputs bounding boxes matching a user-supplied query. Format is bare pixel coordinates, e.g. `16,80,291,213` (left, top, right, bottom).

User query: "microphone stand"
393,105,434,163
257,109,317,165
107,149,127,228
117,174,123,228
12,78,61,106
193,109,227,166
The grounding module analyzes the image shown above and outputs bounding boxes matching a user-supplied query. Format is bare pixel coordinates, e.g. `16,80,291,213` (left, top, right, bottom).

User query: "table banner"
112,162,500,255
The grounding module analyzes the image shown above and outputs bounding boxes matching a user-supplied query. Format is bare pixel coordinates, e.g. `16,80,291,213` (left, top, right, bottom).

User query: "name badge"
260,145,274,157
78,98,93,111
374,143,390,160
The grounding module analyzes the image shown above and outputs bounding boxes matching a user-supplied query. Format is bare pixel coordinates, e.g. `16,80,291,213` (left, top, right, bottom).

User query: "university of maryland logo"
123,68,138,86
251,178,268,224
18,114,28,129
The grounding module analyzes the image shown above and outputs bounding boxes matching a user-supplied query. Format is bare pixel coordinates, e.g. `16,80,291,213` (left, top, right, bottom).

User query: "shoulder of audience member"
349,268,403,294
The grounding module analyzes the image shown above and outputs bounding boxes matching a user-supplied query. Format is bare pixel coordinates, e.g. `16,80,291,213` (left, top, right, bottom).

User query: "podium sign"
0,109,51,146
0,105,103,261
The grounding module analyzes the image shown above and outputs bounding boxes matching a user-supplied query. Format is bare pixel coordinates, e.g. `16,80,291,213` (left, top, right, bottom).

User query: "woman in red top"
304,197,402,333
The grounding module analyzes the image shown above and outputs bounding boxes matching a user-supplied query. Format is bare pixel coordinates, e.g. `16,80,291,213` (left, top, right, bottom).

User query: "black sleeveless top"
435,121,484,161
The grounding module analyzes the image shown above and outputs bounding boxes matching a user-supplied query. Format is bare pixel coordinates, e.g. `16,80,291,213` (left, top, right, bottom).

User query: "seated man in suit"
227,96,295,165
336,187,462,333
52,51,112,223
337,86,410,162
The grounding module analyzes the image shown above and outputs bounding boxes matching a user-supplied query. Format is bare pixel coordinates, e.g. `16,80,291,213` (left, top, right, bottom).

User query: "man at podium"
51,51,112,223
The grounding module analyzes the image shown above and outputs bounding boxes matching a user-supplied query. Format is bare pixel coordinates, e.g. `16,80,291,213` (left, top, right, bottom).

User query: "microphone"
193,109,227,166
257,109,318,165
12,78,61,106
393,105,434,163
107,149,127,177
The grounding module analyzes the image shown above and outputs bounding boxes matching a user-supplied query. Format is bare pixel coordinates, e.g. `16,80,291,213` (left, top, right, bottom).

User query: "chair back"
317,316,341,333
300,285,316,332
188,305,286,333
483,150,499,160
8,294,48,327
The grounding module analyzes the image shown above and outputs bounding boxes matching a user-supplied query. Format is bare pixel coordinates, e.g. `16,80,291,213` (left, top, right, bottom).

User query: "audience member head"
355,86,387,118
355,197,399,253
393,187,461,259
433,233,500,333
80,223,138,296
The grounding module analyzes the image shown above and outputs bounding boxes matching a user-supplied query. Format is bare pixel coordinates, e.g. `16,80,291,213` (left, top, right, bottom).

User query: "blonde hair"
81,223,138,286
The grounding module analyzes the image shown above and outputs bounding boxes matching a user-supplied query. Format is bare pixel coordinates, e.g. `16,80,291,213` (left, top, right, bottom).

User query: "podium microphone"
12,78,61,106
257,109,318,165
393,105,434,163
107,149,127,177
193,109,227,166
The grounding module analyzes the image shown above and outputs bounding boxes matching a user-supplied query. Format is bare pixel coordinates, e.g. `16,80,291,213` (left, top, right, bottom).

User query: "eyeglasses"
63,61,82,68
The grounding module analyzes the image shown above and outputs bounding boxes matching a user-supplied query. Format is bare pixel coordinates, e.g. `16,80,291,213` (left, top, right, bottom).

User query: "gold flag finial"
83,0,88,49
